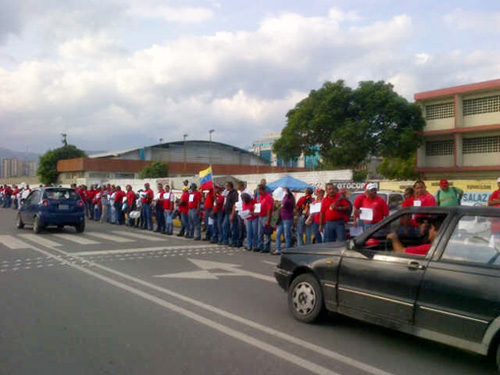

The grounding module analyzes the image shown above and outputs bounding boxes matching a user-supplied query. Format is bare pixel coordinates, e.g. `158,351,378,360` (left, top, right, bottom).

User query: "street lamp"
208,129,215,166
183,134,188,172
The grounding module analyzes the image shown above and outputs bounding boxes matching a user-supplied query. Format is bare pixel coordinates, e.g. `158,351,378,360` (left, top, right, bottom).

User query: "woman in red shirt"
241,193,258,251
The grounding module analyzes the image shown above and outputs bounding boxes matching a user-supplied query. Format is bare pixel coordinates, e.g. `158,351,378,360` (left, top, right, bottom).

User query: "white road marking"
19,234,62,247
85,232,135,243
154,258,275,282
71,244,221,257
262,261,277,266
23,245,343,375
25,242,395,375
54,234,99,245
0,235,32,249
111,230,165,242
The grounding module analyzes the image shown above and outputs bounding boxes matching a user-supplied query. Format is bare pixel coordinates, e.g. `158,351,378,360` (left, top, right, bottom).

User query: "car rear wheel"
16,213,24,229
33,216,43,234
75,222,85,233
288,273,324,323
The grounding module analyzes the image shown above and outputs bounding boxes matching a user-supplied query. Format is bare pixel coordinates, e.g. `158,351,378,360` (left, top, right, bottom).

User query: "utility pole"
183,134,188,172
208,129,215,168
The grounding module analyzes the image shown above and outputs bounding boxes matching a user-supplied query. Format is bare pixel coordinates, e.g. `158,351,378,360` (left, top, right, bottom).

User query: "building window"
259,150,272,162
425,102,454,120
425,140,454,156
463,94,500,116
463,136,500,154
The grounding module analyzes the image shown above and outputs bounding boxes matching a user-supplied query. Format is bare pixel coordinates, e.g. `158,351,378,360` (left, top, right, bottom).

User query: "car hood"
282,242,345,256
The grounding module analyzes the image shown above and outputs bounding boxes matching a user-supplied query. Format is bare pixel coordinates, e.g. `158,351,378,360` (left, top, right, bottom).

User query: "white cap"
366,182,377,191
497,177,500,182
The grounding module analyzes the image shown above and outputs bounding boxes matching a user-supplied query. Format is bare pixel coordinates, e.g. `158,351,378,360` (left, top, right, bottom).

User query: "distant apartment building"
250,132,321,168
1,158,37,178
414,79,500,179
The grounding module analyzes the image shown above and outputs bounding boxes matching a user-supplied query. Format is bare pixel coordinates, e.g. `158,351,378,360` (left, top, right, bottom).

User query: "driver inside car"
386,220,443,256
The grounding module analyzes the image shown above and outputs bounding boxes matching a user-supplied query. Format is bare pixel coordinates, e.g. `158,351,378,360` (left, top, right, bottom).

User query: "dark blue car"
16,187,85,233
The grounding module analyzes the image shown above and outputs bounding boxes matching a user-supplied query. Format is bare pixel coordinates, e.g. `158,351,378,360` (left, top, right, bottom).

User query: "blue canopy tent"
266,175,315,192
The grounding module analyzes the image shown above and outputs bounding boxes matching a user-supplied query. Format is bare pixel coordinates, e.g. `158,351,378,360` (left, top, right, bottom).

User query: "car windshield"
43,189,79,201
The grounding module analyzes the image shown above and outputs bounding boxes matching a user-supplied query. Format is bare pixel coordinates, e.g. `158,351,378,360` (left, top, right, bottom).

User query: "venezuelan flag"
199,167,213,190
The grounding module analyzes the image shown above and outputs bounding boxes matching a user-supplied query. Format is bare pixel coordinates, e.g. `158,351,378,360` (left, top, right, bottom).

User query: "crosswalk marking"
54,234,100,245
0,235,32,249
112,230,165,242
19,234,62,247
72,245,221,256
85,232,134,243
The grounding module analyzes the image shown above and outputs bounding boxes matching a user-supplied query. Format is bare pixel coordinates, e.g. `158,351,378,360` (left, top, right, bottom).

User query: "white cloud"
129,4,214,23
0,5,499,153
444,8,500,33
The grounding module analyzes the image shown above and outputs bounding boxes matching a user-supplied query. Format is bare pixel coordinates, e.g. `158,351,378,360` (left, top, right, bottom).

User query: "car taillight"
78,200,84,207
41,199,49,207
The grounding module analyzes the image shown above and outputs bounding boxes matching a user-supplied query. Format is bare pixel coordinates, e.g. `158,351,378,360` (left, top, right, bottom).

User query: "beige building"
414,79,500,179
1,158,37,178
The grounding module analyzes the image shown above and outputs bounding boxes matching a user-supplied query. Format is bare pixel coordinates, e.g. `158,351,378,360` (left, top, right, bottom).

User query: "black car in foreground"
275,206,500,371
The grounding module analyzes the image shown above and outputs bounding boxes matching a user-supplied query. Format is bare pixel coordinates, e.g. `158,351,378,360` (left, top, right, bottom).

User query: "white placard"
413,200,421,207
122,196,127,203
164,192,171,200
208,217,214,225
272,187,285,201
155,193,162,200
254,203,262,214
360,207,374,221
235,202,243,212
309,202,321,214
189,194,195,202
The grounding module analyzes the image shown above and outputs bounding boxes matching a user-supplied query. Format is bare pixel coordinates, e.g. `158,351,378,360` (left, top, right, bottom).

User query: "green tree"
273,80,425,169
376,155,420,180
138,161,169,179
37,144,87,185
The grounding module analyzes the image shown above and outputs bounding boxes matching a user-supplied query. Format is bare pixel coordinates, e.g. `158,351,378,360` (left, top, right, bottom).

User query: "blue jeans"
324,220,346,243
204,209,213,240
188,209,201,239
312,222,323,243
164,211,174,234
212,211,222,242
230,216,239,246
222,213,230,244
276,219,293,251
245,219,259,249
156,205,165,232
296,216,313,246
94,205,101,221
180,212,189,235
143,203,153,230
258,216,271,252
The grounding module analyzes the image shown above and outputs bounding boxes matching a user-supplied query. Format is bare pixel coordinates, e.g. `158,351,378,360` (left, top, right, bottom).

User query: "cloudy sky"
0,0,499,154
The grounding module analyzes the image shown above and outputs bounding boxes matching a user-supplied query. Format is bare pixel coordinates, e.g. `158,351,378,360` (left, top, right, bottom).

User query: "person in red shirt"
387,220,442,256
488,177,500,207
203,189,214,241
114,186,126,225
257,184,273,252
241,192,258,250
413,180,436,207
309,188,325,244
153,183,165,233
296,187,314,246
187,184,202,240
125,185,136,226
319,183,350,243
212,185,224,244
353,183,389,231
177,186,190,237
142,183,154,230
162,184,175,235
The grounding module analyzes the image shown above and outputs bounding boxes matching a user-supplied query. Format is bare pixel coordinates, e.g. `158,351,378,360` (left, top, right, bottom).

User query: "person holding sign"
353,182,389,231
222,181,239,246
310,188,324,243
319,183,351,243
296,187,314,246
177,186,189,237
163,184,175,235
413,180,436,207
154,183,166,233
241,193,258,251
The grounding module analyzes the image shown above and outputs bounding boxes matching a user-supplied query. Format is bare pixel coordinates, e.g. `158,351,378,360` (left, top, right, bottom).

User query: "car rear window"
43,189,80,201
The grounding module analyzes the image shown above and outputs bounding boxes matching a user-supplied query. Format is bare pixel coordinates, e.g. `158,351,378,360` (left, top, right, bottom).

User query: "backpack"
437,187,461,205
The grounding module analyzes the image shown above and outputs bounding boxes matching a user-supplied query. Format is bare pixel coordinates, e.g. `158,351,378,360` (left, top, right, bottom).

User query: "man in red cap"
436,179,463,207
488,177,500,207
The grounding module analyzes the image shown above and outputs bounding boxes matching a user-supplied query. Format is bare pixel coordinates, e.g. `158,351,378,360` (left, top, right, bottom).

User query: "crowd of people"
1,177,499,255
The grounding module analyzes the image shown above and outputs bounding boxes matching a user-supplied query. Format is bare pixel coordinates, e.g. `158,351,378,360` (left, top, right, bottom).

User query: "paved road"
0,208,497,375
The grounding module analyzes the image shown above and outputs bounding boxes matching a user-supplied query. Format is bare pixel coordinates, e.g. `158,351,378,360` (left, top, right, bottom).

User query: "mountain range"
0,147,40,162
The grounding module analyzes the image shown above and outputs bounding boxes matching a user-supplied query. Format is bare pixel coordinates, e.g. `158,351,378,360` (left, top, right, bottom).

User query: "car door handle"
407,261,426,270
